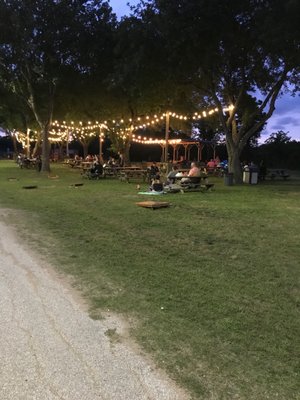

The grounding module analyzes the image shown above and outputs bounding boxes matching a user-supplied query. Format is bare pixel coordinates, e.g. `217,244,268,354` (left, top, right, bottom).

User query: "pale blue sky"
109,0,139,19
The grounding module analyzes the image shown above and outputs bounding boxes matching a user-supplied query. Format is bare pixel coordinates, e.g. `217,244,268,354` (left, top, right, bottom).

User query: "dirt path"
0,212,188,400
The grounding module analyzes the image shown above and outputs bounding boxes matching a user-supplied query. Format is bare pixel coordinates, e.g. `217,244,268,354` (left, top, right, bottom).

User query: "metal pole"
164,111,170,163
26,128,30,158
99,126,103,163
66,130,69,158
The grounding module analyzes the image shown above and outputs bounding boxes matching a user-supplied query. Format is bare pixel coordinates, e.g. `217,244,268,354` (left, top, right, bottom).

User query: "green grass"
1,160,299,399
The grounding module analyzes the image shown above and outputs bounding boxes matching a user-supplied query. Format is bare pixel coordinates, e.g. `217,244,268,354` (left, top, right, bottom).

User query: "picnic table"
65,159,82,168
18,158,37,169
267,169,290,180
103,166,121,177
173,173,208,182
81,161,94,171
170,174,213,192
119,168,148,182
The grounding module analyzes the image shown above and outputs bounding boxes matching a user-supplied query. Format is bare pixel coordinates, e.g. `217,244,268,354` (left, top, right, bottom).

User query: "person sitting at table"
117,152,124,167
89,161,103,177
74,154,81,165
176,156,189,168
36,155,42,172
181,162,200,184
93,155,100,164
188,162,200,177
148,162,160,182
150,178,164,193
166,165,178,184
107,156,116,167
85,154,93,162
207,159,216,169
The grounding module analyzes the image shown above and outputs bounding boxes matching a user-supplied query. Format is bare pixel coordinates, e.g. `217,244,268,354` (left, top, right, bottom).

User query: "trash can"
250,171,258,184
224,172,234,186
243,170,251,184
243,166,258,184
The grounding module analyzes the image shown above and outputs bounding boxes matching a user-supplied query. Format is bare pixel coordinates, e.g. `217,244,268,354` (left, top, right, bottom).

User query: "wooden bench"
181,183,215,193
66,160,81,168
119,169,148,183
201,183,215,191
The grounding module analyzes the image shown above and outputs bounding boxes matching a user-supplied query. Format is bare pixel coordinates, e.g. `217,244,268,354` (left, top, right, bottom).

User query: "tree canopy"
128,0,300,180
0,0,299,176
0,0,116,170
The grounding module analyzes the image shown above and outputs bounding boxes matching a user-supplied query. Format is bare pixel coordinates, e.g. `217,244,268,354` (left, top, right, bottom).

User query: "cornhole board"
136,201,170,209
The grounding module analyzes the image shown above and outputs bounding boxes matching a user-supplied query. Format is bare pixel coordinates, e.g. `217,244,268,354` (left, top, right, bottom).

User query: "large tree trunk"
41,126,50,172
124,140,131,166
227,142,243,184
24,65,55,174
58,142,65,160
32,133,42,157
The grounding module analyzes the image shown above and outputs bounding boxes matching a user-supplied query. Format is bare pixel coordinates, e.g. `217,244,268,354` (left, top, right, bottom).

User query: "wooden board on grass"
136,201,170,209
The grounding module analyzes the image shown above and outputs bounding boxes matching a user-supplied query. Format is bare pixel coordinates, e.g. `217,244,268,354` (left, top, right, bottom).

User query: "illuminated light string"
13,130,38,147
50,105,233,132
15,105,234,145
132,137,182,145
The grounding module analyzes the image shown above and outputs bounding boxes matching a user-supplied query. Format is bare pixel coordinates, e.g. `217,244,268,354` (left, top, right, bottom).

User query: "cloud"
274,95,300,114
254,90,300,140
265,94,300,141
264,113,300,141
271,116,300,128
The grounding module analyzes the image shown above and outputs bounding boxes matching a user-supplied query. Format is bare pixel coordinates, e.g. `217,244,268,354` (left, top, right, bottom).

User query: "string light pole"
66,129,70,158
26,128,30,158
99,125,103,163
164,111,170,163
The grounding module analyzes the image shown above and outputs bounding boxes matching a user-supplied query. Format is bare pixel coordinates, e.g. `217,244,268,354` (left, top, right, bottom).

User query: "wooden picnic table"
267,170,290,180
81,161,94,171
119,168,148,183
103,166,119,177
65,159,82,168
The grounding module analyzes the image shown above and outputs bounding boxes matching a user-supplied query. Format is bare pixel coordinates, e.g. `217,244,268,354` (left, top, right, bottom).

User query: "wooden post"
26,128,30,157
66,130,69,158
160,144,165,162
99,126,103,163
187,146,191,160
184,144,188,160
164,111,170,163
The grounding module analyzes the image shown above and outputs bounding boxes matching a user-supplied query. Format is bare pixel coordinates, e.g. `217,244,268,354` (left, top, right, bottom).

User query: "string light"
15,104,234,147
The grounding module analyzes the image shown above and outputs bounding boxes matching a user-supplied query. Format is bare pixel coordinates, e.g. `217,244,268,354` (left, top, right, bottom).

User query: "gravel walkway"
0,216,188,400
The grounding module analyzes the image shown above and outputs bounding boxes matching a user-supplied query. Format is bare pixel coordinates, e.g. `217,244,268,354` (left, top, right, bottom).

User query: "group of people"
149,161,208,192
206,157,221,170
74,153,124,167
75,153,125,177
16,153,42,171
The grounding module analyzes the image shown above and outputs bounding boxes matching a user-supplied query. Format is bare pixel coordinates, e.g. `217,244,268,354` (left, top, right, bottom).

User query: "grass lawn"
0,160,299,399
